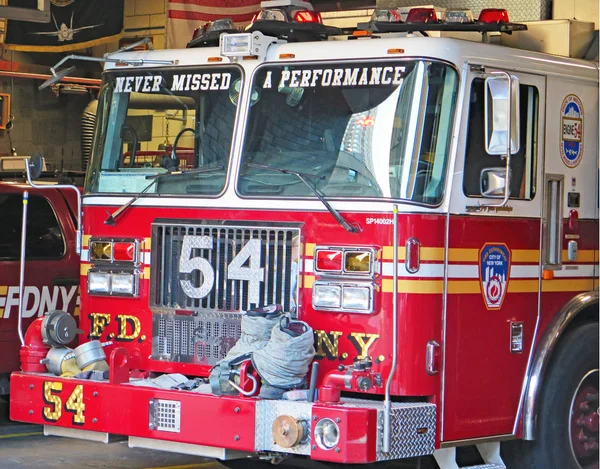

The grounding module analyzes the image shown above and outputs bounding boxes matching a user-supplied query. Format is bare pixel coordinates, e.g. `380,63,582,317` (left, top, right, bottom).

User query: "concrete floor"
0,424,220,469
0,425,439,469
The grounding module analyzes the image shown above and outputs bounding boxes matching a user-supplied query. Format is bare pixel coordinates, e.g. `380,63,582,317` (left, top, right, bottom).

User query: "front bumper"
11,372,435,464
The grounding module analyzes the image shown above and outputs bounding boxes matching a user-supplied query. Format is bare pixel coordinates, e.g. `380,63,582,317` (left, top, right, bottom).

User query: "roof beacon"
261,0,314,10
371,9,402,23
405,7,439,24
443,9,475,24
478,8,510,23
256,0,321,24
187,18,239,48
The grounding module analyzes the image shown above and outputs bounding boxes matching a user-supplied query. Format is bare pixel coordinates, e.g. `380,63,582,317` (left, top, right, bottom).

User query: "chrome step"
434,442,506,469
462,464,506,469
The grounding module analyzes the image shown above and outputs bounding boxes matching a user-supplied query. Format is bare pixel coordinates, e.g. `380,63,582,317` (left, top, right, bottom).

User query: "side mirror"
27,152,44,180
480,167,512,198
39,65,76,90
484,74,520,155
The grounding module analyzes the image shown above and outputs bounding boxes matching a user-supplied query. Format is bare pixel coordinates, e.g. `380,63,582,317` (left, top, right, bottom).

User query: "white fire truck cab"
10,3,599,469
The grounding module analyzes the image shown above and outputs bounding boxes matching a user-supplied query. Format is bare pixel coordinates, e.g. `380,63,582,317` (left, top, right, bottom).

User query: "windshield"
238,60,457,205
87,66,242,195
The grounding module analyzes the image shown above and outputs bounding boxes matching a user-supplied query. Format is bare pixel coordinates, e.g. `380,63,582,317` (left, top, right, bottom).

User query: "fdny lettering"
0,286,78,319
262,66,405,89
89,313,144,342
314,330,380,361
115,73,232,93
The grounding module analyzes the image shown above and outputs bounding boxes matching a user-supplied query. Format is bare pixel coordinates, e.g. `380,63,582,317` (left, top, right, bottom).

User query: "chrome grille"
150,221,301,313
153,312,242,364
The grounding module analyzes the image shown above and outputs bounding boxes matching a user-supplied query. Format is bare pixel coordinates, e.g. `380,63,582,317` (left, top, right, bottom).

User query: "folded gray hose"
252,319,315,389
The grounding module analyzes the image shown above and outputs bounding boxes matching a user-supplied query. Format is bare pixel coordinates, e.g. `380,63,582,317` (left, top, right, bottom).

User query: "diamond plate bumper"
255,398,435,463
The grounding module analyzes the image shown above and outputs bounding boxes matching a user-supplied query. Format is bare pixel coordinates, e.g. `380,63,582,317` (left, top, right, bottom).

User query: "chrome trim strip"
440,433,516,448
522,290,598,440
383,204,399,453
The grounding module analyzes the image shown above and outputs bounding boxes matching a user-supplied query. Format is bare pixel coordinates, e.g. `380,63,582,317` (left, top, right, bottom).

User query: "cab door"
442,67,546,441
0,188,79,375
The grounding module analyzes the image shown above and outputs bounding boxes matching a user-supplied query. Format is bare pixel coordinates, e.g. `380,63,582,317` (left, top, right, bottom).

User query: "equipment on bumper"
223,304,283,359
209,305,315,399
253,317,315,399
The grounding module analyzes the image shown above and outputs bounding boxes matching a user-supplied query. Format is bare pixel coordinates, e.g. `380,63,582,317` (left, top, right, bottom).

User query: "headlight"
342,285,371,310
87,271,138,297
111,273,136,295
312,284,341,309
88,271,110,293
314,418,340,450
220,33,251,56
313,282,374,313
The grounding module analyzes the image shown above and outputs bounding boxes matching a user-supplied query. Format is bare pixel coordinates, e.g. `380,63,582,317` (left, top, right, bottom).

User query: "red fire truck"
10,3,599,469
0,176,80,395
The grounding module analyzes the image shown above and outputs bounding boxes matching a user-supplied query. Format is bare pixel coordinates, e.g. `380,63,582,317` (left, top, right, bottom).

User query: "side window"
463,78,539,199
0,194,65,260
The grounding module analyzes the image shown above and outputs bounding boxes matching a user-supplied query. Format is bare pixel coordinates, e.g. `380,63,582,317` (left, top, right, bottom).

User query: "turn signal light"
406,7,438,23
90,241,112,261
316,249,343,272
89,239,139,263
345,251,371,273
294,10,322,23
478,8,509,23
315,247,376,276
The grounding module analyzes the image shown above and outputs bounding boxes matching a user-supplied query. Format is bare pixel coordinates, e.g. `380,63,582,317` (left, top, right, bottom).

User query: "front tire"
503,322,599,469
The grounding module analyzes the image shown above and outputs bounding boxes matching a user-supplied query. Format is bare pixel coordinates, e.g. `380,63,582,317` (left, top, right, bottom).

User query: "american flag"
167,0,262,49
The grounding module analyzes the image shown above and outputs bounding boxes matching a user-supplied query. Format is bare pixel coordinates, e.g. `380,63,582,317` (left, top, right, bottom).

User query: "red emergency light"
316,249,343,272
478,8,510,23
405,7,439,23
294,10,322,23
113,242,136,262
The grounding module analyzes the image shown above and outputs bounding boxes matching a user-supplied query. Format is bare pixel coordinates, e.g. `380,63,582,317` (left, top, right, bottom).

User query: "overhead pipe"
0,69,101,86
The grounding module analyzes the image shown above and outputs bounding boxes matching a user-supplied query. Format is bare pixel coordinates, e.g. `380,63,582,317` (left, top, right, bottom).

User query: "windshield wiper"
145,165,224,180
104,165,225,225
247,163,360,234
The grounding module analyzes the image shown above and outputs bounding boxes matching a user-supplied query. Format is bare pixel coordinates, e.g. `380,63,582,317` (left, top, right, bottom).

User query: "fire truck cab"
10,3,599,469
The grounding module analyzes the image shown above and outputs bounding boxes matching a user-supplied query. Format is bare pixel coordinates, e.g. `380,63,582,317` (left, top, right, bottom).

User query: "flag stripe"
167,0,261,49
169,0,261,7
168,9,257,22
168,3,261,15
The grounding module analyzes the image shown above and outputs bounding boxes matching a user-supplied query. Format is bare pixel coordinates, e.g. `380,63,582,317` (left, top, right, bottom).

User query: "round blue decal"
560,95,584,168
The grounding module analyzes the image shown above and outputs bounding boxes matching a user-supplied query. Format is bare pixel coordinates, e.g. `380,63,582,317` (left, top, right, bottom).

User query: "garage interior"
0,1,597,469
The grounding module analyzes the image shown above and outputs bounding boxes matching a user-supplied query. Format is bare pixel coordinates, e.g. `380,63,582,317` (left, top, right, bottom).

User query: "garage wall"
0,0,169,170
0,77,90,170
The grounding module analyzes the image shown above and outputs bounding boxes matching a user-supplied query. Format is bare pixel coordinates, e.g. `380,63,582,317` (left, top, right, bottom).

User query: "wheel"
503,322,599,469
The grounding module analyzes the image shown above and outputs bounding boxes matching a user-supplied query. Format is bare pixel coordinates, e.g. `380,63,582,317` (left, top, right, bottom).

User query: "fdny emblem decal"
480,244,511,310
560,94,584,168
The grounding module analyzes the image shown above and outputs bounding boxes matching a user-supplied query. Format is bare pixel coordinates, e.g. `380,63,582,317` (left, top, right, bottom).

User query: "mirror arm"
25,156,82,255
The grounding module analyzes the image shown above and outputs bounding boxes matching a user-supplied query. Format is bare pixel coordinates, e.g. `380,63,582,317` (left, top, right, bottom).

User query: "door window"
0,194,65,260
463,78,539,200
